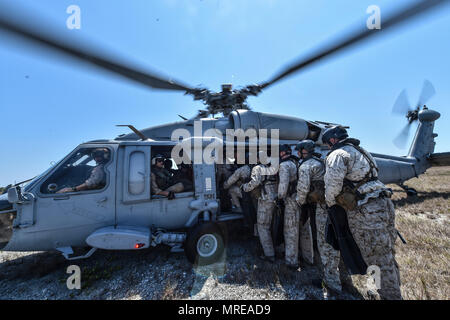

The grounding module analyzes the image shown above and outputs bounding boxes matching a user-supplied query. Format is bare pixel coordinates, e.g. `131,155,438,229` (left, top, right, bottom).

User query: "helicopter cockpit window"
40,147,112,194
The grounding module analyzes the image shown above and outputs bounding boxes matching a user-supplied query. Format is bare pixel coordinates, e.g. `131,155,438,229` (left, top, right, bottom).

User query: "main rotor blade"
392,89,412,116
416,79,436,107
393,123,412,148
0,10,194,92
260,0,449,90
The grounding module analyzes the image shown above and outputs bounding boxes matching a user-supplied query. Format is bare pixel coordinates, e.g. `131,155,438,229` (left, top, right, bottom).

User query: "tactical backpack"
332,142,379,211
300,157,326,204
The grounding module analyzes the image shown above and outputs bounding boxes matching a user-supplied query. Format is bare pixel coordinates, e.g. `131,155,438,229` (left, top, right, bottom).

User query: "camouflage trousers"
228,185,242,208
316,204,351,293
386,198,401,284
283,195,300,265
165,182,184,193
257,198,276,258
348,196,402,300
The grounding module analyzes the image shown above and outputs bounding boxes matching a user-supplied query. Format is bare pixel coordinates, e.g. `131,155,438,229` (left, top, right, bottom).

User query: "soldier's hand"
57,187,72,193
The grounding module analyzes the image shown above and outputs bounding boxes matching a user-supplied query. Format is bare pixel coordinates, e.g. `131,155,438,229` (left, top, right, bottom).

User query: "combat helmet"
279,144,292,154
321,126,348,145
151,154,165,165
295,140,316,159
91,148,110,163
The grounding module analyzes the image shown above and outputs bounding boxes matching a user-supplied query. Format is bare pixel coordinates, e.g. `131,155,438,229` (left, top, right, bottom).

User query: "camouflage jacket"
242,164,278,201
324,140,387,207
223,165,251,190
278,158,298,199
296,157,325,206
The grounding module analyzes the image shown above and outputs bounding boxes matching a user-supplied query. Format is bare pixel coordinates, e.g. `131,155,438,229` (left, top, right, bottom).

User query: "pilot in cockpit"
57,148,109,193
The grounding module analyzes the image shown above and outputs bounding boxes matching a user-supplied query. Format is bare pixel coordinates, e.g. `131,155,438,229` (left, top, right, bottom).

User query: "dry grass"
353,166,450,300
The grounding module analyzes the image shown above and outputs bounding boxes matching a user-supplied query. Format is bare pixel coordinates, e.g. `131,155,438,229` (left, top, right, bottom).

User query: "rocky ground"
0,167,448,300
0,223,358,300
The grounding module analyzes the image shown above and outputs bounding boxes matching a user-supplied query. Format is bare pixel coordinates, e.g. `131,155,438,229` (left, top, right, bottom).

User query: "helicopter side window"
40,147,112,194
128,151,146,195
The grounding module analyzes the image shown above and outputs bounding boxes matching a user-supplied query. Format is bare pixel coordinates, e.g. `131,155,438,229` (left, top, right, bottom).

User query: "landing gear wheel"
399,184,418,197
406,188,417,197
184,223,225,266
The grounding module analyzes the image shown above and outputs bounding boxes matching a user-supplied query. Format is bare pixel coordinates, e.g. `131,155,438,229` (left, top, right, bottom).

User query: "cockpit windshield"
39,147,112,194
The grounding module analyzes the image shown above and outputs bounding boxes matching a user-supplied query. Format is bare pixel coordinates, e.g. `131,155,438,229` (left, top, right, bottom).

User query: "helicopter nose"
0,198,12,211
0,194,14,250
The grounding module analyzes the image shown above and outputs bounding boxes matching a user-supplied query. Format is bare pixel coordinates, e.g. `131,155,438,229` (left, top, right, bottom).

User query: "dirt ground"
0,166,448,300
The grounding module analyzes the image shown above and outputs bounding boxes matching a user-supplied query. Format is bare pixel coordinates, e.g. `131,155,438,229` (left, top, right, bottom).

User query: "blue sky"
0,0,449,185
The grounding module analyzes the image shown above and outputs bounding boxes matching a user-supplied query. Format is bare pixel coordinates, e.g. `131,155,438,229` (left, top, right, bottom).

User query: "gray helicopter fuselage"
1,140,224,255
1,108,447,257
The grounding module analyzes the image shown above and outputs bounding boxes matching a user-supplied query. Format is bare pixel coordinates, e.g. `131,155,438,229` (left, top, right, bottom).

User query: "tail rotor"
392,80,436,148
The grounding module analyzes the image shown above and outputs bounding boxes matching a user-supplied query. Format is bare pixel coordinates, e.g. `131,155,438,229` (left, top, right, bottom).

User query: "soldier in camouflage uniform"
223,159,252,213
217,152,237,183
151,154,184,197
242,152,278,262
322,126,402,300
276,144,300,268
295,140,349,295
58,148,109,193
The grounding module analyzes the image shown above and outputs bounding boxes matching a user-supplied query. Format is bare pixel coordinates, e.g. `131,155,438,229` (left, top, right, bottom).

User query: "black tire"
184,222,225,266
406,188,418,197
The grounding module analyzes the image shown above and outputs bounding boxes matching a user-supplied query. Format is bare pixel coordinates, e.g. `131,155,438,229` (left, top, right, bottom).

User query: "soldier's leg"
165,182,184,193
386,198,401,286
284,197,300,266
257,199,275,258
315,204,342,293
347,198,402,300
228,185,242,209
338,257,353,287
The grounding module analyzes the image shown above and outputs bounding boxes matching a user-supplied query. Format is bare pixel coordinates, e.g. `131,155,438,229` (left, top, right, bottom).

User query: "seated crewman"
151,154,184,197
58,148,109,193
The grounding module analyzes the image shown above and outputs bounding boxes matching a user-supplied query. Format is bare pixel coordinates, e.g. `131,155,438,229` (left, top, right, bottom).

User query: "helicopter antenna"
116,125,149,141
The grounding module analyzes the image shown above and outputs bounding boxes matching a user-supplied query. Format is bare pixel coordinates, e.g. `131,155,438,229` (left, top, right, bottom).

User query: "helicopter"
0,0,449,265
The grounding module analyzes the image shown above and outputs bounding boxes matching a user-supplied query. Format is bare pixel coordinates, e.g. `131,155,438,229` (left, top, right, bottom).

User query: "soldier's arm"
241,166,251,180
151,173,163,195
277,163,290,199
223,167,241,189
324,152,348,207
363,147,379,175
296,165,311,206
242,167,262,192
